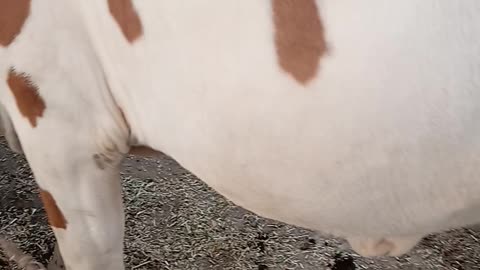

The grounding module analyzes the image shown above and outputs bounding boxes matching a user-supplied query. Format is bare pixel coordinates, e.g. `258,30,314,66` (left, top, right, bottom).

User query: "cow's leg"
0,236,46,270
25,135,126,270
22,132,127,270
8,100,130,270
0,104,22,153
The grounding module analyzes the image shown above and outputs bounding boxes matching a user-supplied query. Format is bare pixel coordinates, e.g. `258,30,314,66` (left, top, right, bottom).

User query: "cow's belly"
145,106,480,238
140,102,480,238
100,1,480,237
128,80,480,238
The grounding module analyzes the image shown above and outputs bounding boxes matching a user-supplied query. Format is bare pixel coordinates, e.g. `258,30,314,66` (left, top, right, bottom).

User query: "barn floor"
0,138,479,270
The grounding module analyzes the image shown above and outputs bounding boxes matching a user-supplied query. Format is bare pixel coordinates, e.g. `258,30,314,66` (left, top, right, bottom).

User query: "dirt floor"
0,137,479,270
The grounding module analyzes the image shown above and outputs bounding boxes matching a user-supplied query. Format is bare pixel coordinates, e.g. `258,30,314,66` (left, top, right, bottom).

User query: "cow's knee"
347,235,423,257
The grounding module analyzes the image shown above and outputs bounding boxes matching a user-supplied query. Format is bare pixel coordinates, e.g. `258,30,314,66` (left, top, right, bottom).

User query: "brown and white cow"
1,0,480,269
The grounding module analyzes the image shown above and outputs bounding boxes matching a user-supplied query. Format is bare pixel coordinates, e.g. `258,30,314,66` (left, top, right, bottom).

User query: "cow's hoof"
347,235,422,257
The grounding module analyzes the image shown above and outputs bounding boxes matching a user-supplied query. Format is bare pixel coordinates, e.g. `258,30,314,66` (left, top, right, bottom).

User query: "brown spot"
39,189,67,229
129,145,161,157
0,0,31,46
108,0,143,43
272,0,327,84
7,69,45,127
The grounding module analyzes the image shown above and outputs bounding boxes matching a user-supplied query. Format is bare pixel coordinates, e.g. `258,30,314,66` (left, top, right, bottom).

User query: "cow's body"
1,1,480,269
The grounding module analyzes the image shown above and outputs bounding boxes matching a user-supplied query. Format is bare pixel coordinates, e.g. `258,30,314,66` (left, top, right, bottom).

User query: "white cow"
1,0,480,269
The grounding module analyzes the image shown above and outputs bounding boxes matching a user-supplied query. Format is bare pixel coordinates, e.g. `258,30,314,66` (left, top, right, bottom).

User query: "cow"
1,0,480,269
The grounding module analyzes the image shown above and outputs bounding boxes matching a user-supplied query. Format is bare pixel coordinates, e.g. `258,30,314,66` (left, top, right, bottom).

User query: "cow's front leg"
22,135,127,270
22,132,127,270
7,98,129,270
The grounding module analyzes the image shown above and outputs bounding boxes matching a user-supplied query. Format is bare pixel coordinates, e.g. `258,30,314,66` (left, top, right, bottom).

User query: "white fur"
1,1,480,269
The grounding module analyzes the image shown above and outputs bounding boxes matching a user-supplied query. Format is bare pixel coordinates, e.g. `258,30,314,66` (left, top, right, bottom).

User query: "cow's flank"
108,0,143,43
39,189,67,229
7,69,45,128
272,0,327,84
0,0,31,46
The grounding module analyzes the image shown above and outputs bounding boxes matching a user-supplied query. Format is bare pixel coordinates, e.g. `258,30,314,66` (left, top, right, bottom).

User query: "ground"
0,138,479,270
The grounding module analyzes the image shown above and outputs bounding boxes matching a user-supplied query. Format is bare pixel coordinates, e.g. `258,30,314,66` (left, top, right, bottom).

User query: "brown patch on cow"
129,145,161,157
7,69,45,127
39,189,67,229
0,0,31,46
108,0,143,43
271,0,327,84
